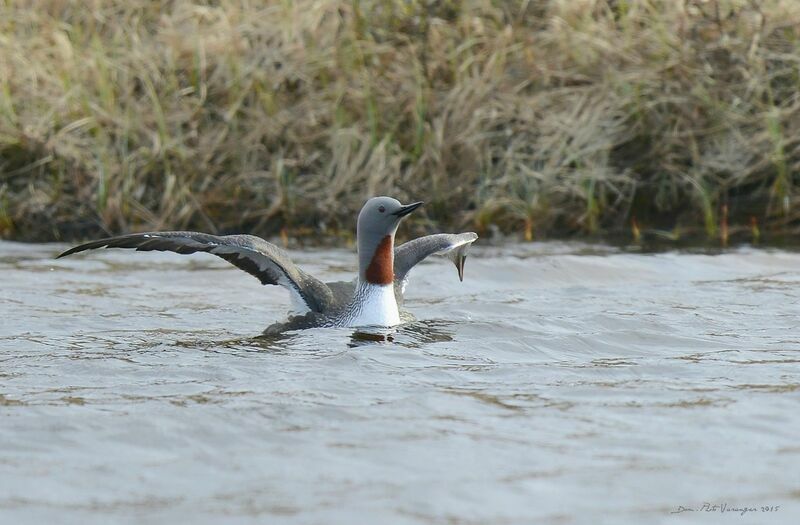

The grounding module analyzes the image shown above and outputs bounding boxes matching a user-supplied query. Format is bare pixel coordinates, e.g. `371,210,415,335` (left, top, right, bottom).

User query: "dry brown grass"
1,0,799,243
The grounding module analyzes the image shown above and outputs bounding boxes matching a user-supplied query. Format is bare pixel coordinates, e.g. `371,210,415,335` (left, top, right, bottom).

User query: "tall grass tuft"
1,0,799,242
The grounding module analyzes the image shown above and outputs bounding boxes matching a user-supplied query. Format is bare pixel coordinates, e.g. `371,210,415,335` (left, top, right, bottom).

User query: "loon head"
356,197,423,285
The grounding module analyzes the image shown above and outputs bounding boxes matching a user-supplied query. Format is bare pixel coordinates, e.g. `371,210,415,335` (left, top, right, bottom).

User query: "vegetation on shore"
1,0,799,244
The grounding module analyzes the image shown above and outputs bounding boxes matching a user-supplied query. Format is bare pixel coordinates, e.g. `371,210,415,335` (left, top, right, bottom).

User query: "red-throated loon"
58,197,478,331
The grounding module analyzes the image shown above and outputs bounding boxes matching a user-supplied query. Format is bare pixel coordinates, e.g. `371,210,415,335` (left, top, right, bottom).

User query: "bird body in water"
59,197,478,332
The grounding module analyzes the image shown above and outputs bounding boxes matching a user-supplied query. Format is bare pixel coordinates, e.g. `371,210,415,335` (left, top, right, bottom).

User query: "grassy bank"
1,0,799,244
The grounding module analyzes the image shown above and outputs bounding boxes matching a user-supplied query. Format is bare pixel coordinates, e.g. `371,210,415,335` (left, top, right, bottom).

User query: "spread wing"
58,231,334,313
393,233,478,294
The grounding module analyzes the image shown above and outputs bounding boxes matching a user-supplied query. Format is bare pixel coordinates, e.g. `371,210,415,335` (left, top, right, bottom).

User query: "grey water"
1,240,798,525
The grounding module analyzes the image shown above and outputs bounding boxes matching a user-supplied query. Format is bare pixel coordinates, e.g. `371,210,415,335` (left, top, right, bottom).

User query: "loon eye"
378,206,385,213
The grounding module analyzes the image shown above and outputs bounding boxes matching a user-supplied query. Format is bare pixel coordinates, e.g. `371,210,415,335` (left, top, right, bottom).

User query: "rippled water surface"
1,240,799,524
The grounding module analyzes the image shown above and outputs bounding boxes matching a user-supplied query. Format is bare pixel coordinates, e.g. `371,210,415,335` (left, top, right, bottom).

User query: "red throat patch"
365,235,394,285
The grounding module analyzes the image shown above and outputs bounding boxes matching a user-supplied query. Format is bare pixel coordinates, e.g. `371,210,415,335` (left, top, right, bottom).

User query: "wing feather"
58,231,333,313
393,233,478,293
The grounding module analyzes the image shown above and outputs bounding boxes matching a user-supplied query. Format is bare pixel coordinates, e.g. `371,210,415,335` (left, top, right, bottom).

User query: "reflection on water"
1,240,799,524
349,328,396,346
171,319,455,351
348,320,455,348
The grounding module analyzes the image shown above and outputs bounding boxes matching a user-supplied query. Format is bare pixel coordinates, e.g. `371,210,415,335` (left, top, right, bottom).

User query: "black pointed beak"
456,255,466,281
392,201,424,218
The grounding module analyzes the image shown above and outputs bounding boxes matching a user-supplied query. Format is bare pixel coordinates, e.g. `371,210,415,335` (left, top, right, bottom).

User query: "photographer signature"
671,503,780,516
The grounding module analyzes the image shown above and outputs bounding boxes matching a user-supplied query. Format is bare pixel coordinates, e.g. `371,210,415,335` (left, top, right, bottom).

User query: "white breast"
344,282,400,327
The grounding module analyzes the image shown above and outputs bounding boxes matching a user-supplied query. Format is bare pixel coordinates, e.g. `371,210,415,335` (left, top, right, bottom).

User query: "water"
1,240,798,524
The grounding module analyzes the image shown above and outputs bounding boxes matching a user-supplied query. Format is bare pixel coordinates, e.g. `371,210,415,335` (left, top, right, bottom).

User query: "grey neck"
357,235,372,280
